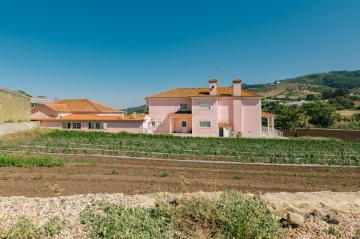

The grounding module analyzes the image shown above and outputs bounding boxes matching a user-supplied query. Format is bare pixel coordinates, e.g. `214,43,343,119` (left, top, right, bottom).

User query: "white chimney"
232,79,242,96
209,79,218,96
131,112,137,119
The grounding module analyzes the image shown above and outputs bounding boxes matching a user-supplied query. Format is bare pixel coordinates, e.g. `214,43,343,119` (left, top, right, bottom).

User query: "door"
181,120,187,133
219,127,224,137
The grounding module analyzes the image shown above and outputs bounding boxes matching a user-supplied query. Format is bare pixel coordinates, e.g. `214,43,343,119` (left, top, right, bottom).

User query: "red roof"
32,113,146,122
147,87,261,98
40,99,122,113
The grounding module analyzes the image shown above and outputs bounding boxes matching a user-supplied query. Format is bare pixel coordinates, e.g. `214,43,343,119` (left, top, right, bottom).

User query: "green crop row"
1,130,359,166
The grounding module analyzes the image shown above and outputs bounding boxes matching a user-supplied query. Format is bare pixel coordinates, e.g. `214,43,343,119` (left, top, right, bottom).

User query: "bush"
167,191,282,239
80,191,282,239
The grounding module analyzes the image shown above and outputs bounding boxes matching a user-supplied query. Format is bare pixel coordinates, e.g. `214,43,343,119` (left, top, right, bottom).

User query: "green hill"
122,104,147,114
244,70,360,100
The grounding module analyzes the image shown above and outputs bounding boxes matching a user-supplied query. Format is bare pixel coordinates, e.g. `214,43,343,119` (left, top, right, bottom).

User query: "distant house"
31,97,59,108
146,79,268,137
0,87,30,123
31,99,150,133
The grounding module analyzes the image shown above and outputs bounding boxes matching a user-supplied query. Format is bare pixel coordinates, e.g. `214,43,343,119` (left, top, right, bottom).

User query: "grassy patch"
326,226,341,238
80,191,282,239
233,171,243,180
157,171,170,178
105,169,120,175
2,216,67,239
81,202,172,239
0,154,66,167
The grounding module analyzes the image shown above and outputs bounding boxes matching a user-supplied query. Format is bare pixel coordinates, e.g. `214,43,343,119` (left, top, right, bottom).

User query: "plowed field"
0,155,359,197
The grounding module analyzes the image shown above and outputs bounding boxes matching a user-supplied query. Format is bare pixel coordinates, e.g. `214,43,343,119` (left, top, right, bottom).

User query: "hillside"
244,70,360,100
122,104,147,114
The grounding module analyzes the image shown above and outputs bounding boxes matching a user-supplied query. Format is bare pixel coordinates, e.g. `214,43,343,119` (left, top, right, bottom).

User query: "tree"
321,89,334,100
17,90,32,97
332,89,350,97
301,101,339,127
328,96,354,110
274,105,304,131
306,94,319,101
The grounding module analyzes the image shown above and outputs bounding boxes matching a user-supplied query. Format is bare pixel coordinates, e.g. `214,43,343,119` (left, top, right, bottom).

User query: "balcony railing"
262,127,283,138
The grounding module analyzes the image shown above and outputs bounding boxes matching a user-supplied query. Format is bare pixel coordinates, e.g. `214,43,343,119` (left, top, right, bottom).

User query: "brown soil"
0,155,359,197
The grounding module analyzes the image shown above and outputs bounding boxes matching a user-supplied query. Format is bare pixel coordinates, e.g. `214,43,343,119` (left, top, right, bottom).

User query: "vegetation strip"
1,130,359,166
0,153,66,167
1,150,359,168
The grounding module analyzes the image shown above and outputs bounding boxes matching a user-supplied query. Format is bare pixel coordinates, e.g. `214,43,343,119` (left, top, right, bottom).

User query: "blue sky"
1,0,359,108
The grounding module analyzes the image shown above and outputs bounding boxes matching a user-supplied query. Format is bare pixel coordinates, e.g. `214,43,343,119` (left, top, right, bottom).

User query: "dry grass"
0,128,51,144
336,110,360,117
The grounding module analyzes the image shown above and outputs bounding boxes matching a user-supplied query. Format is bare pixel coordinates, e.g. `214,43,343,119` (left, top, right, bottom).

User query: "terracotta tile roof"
218,122,232,128
147,87,261,98
262,112,276,118
43,99,122,113
32,113,146,122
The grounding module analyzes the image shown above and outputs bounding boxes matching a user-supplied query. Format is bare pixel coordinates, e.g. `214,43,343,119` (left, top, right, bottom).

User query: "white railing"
262,127,283,138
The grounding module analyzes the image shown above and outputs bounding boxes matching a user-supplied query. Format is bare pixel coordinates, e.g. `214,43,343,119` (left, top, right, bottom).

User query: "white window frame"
88,122,103,129
62,122,70,129
199,121,211,128
198,103,211,110
72,122,81,129
151,120,156,127
156,120,162,127
179,103,189,111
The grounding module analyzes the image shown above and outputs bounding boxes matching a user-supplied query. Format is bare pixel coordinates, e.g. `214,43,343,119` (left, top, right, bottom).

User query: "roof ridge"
86,99,102,112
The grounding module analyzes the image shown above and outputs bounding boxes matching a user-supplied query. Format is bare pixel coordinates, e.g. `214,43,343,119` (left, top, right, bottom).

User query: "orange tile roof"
32,113,146,122
262,112,276,118
147,87,261,98
42,99,122,113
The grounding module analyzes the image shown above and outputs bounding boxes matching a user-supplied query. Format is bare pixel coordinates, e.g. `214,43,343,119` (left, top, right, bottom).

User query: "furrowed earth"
0,155,359,197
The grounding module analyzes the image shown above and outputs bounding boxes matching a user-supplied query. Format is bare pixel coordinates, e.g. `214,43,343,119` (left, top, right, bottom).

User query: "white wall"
0,122,40,136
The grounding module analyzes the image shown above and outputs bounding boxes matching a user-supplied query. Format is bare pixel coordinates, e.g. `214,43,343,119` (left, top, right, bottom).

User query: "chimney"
131,112,137,119
209,79,218,96
232,79,242,96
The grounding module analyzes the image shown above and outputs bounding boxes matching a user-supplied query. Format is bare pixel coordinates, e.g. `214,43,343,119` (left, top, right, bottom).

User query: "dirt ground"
0,155,359,197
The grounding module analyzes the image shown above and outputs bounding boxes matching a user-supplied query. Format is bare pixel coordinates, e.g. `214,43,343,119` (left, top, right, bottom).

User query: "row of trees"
306,89,358,110
263,101,339,131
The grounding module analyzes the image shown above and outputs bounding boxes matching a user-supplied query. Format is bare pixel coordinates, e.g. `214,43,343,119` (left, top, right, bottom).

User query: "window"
88,122,102,129
72,122,81,129
156,120,162,127
182,121,187,127
62,122,70,129
199,121,211,128
179,103,189,111
199,103,211,110
151,121,156,127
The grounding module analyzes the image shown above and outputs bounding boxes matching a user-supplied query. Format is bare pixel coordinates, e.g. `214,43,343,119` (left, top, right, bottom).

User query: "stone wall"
282,128,360,142
0,121,39,137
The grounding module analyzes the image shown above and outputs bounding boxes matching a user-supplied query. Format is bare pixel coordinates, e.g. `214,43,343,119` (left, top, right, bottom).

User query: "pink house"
31,99,150,133
146,79,264,137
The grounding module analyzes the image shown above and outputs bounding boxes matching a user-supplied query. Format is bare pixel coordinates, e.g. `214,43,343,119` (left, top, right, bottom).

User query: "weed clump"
2,216,67,239
80,191,282,239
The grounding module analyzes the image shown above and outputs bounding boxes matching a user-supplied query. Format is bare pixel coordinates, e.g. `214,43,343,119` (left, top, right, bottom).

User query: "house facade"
31,99,150,133
146,79,263,137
